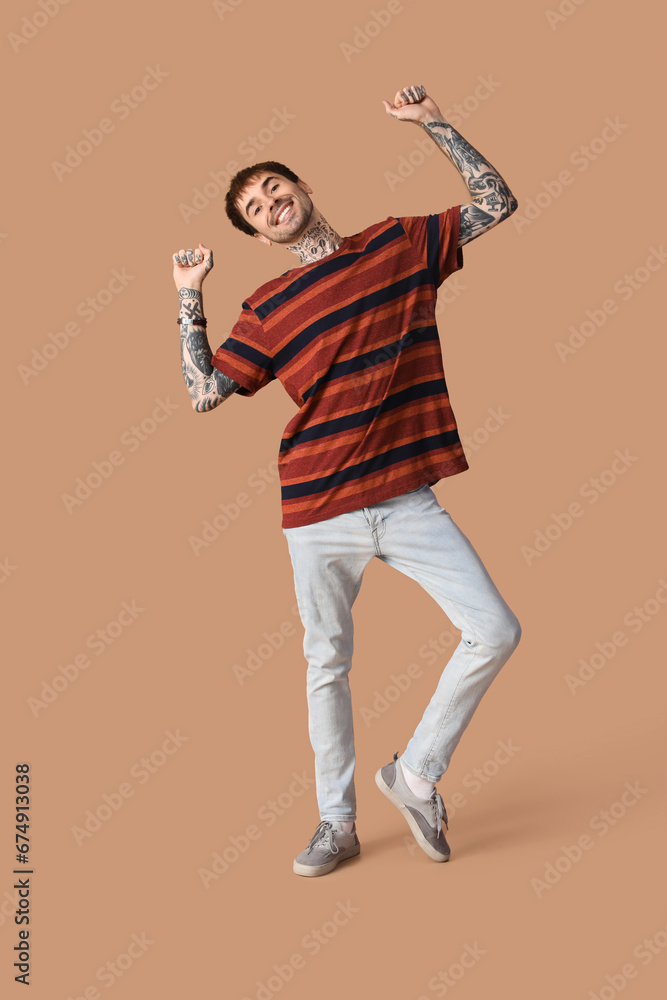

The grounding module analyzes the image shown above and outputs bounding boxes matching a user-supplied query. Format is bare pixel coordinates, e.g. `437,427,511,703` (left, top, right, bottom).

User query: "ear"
297,178,313,195
253,232,272,247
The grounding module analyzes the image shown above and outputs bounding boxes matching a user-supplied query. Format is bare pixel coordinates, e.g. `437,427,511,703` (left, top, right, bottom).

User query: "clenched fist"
382,84,443,124
172,242,214,290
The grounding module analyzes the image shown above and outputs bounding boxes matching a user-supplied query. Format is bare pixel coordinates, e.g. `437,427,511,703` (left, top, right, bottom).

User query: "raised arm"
383,84,518,246
172,243,240,412
420,116,518,246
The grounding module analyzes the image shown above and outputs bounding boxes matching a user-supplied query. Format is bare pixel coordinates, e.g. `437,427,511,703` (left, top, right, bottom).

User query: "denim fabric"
282,485,521,821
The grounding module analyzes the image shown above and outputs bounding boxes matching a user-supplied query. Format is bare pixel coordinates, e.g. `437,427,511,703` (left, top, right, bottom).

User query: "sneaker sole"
375,768,451,863
292,844,361,877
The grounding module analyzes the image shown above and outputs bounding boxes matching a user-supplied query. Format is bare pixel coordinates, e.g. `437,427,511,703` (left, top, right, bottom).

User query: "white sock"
399,757,435,799
337,821,354,834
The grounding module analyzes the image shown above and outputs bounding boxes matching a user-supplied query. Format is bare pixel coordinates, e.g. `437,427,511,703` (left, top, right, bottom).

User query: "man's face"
237,171,315,246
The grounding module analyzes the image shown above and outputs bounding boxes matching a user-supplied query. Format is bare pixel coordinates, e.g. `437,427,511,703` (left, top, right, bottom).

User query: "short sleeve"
396,204,463,289
210,301,275,397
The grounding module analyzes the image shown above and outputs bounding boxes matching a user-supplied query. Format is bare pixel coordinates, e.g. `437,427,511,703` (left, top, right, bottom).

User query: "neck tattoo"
286,216,344,265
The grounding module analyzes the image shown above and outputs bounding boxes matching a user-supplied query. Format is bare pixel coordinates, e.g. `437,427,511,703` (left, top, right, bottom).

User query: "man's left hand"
382,84,443,124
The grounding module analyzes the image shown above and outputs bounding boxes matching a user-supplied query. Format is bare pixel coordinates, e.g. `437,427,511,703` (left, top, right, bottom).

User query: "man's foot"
293,820,361,877
375,753,451,862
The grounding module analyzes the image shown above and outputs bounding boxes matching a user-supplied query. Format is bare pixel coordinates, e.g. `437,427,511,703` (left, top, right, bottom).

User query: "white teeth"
276,202,291,224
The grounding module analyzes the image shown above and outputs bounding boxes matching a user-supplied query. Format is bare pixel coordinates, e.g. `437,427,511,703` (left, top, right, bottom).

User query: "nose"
270,195,290,223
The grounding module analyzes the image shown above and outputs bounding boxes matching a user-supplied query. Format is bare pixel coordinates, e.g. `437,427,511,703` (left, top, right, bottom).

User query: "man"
173,84,522,877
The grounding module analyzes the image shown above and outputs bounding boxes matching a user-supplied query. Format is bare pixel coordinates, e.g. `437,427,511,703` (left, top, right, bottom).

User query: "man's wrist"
419,113,449,129
178,286,206,328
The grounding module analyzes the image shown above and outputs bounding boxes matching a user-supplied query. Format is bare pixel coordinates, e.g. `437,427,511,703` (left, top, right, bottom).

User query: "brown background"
3,0,666,997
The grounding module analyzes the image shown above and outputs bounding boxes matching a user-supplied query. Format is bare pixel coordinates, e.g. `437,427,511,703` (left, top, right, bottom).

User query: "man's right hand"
173,242,214,290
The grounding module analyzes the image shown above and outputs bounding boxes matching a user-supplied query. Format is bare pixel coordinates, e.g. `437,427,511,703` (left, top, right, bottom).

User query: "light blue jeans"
282,485,522,822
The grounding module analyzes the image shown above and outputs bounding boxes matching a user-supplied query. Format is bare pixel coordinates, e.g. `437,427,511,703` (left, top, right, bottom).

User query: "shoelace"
306,820,339,855
430,791,449,834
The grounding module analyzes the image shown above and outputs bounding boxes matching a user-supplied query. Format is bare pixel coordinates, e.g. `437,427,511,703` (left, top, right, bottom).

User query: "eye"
253,184,279,215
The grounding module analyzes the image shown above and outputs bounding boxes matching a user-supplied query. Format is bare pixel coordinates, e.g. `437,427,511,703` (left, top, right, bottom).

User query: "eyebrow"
244,176,279,218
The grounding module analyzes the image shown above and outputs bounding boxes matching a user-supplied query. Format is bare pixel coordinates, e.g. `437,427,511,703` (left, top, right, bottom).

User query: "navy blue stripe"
301,326,439,402
273,267,434,371
256,221,406,322
426,214,440,287
280,378,448,453
281,431,461,499
221,336,272,370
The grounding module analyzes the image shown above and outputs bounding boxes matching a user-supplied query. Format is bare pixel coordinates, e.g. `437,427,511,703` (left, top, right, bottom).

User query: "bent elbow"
502,192,519,217
192,396,220,413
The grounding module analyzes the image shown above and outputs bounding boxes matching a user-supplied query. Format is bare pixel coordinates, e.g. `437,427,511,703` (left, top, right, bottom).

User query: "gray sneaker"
375,752,451,862
293,820,361,877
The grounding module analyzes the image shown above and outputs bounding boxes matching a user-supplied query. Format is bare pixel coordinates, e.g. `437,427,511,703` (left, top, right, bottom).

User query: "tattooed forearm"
180,325,240,412
179,286,206,323
421,118,518,245
178,288,239,412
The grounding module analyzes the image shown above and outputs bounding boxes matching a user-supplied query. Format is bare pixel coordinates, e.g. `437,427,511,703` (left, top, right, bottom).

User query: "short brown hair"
225,161,300,237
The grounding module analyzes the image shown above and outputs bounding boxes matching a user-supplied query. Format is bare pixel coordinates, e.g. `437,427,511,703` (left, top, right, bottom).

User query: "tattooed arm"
421,117,518,247
383,85,518,247
172,243,240,412
179,289,239,412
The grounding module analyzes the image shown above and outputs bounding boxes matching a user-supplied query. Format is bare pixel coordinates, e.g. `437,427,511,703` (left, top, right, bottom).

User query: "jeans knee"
483,611,521,656
501,613,521,654
306,657,352,685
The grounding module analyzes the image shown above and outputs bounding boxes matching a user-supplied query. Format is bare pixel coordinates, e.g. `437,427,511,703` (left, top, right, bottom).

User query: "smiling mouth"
273,201,293,225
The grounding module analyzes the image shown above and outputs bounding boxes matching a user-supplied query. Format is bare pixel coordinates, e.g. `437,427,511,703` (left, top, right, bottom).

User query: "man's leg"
370,485,521,860
374,485,522,781
282,511,375,822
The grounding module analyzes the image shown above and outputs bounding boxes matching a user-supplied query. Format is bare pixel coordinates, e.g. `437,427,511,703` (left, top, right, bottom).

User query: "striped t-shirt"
211,204,469,528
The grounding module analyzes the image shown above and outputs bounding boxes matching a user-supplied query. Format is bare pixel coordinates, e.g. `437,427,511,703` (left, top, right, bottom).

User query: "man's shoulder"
240,269,293,311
